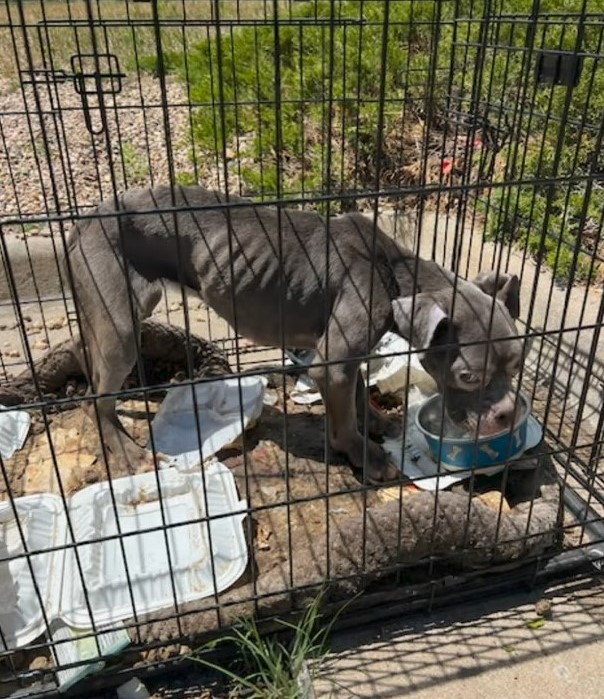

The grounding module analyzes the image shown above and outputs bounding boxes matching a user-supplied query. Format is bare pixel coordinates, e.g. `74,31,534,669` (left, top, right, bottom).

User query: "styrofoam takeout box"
0,404,30,459
0,463,248,650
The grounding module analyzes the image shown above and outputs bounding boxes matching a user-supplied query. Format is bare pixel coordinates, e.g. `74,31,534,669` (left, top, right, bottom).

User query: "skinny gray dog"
66,185,523,483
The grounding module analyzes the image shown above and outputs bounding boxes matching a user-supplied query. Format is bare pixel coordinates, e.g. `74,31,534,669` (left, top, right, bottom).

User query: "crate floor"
1,390,566,681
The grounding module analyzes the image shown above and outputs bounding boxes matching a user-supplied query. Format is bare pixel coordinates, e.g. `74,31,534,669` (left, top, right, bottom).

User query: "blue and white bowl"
415,393,531,472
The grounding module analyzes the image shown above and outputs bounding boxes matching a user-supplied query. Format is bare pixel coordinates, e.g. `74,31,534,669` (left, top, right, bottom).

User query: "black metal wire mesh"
0,0,603,695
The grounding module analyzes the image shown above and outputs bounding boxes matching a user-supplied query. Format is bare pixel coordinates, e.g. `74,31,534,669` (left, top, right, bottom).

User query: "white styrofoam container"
0,463,248,650
148,376,266,466
0,405,31,459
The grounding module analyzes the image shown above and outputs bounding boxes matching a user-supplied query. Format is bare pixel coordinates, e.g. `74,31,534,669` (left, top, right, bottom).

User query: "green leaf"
526,617,546,630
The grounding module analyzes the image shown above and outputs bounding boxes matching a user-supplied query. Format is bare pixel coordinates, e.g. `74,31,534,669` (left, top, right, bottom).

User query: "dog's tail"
61,217,87,291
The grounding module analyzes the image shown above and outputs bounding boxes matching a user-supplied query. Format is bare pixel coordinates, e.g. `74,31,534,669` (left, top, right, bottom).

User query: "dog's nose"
492,393,517,427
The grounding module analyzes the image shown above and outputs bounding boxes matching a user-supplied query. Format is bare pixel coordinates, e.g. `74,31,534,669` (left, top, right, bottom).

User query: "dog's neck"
385,241,456,299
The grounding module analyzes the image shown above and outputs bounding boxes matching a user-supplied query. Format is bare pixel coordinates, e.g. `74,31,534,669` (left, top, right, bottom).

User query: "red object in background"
441,158,453,174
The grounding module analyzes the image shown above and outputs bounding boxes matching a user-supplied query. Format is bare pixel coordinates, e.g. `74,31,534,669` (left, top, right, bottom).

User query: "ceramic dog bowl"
415,393,531,471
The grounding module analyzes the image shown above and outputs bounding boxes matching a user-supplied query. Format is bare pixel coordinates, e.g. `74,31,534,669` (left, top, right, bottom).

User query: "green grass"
190,588,350,698
21,222,41,235
3,1,602,282
121,141,150,185
152,0,427,208
144,0,604,282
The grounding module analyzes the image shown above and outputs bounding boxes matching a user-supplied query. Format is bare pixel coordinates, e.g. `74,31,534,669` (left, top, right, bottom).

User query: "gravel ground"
0,74,234,234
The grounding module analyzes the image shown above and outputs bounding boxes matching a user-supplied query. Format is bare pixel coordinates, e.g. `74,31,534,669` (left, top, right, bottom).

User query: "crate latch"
20,52,126,135
536,50,583,88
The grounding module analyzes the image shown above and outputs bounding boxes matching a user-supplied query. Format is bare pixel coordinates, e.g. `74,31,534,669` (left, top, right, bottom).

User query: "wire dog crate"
1,0,603,695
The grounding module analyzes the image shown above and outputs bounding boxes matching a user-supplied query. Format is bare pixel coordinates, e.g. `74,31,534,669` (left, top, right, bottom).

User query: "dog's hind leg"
69,226,162,475
94,282,163,475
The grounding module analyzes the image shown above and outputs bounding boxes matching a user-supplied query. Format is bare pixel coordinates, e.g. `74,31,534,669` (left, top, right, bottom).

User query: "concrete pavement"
313,575,604,699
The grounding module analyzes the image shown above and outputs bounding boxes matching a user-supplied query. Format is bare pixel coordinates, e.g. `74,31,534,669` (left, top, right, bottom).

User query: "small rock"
535,598,553,618
31,339,49,350
47,316,67,330
116,677,151,699
260,484,279,501
3,349,20,358
29,655,50,671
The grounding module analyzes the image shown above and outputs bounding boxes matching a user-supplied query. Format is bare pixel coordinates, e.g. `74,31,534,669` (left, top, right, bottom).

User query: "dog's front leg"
309,346,400,485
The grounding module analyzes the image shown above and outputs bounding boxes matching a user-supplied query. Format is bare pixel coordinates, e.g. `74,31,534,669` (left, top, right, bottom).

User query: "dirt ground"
0,385,386,536
0,375,586,697
1,379,582,586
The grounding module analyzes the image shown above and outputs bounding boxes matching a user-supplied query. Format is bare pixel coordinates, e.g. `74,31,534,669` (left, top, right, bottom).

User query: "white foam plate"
0,464,248,648
62,464,247,628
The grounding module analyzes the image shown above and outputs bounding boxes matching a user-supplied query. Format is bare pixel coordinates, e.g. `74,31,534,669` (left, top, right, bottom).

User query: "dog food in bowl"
415,393,531,471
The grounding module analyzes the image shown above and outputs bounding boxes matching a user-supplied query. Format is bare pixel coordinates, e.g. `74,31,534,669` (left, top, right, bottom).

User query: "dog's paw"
367,459,401,485
348,438,402,485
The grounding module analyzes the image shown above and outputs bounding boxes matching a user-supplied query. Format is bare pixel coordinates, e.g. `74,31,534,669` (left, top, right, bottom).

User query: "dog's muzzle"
445,388,521,437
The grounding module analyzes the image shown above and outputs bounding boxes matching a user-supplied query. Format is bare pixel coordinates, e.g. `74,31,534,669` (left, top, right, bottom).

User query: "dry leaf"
222,419,258,451
526,617,546,630
29,655,50,671
477,490,511,512
58,452,97,470
47,316,67,330
377,484,420,502
256,524,272,550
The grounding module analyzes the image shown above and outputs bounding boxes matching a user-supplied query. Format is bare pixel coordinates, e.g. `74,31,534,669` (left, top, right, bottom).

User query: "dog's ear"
472,271,520,320
392,294,450,352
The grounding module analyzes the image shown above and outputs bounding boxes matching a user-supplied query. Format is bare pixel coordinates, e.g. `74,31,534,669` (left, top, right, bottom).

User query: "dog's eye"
505,361,521,377
459,371,481,386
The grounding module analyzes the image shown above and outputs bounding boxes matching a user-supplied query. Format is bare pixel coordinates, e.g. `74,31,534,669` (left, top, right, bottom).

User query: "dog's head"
392,271,524,436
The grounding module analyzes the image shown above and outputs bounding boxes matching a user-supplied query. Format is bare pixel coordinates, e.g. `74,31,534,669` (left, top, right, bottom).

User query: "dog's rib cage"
0,0,603,695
